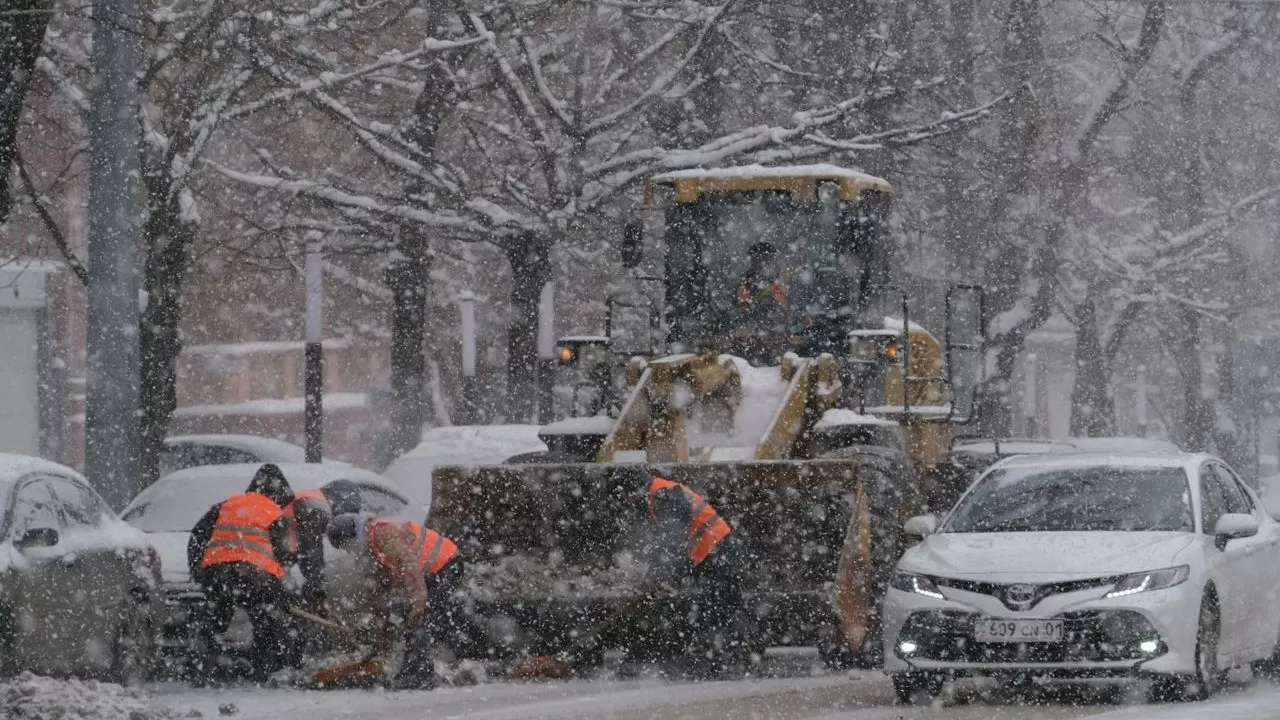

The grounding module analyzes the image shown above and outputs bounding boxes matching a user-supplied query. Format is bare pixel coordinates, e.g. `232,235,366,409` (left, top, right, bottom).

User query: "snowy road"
150,673,1280,720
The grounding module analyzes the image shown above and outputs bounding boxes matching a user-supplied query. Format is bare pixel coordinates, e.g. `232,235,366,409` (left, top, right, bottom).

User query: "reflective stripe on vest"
200,492,285,578
647,477,731,565
369,520,458,579
284,488,330,554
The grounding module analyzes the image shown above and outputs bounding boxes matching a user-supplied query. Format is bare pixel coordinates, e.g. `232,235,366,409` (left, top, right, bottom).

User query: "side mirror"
1214,513,1259,550
903,515,939,538
621,221,643,269
15,527,59,550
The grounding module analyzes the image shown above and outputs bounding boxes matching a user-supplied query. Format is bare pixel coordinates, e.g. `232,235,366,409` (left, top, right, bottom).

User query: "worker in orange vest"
621,471,745,677
282,479,362,611
328,514,482,689
187,464,298,680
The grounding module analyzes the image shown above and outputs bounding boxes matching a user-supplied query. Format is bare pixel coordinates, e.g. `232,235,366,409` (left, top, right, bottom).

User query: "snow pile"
815,408,898,430
688,356,788,455
0,673,192,720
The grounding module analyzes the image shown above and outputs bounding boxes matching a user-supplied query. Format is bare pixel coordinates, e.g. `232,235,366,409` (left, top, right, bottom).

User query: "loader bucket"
431,453,920,659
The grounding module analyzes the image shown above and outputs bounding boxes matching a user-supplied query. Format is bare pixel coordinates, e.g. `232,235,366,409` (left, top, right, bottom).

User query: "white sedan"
883,452,1280,703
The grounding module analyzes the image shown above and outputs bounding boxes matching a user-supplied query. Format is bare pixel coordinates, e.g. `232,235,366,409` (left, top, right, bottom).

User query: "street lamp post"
304,237,323,462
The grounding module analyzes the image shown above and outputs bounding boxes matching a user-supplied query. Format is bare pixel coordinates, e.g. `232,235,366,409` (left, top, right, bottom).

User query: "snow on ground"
1,673,185,720
144,670,1280,720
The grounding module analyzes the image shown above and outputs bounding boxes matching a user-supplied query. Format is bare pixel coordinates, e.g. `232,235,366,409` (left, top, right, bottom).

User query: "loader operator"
736,242,791,363
282,479,362,612
618,472,745,677
328,514,484,689
187,463,299,680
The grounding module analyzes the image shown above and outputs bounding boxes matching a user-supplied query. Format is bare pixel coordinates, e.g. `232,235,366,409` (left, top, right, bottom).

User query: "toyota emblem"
1004,583,1038,608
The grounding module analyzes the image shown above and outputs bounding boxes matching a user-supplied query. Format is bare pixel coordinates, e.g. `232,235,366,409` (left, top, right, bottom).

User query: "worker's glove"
301,582,327,610
407,599,426,629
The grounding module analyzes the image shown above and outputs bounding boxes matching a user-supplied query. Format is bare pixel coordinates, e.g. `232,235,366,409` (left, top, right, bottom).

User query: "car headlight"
890,571,944,600
1104,565,1189,599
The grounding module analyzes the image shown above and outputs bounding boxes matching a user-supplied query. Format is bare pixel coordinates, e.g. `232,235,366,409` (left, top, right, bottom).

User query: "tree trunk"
137,206,194,489
386,247,431,458
1068,293,1115,436
504,232,551,423
973,0,1045,435
0,0,50,222
1168,306,1212,450
381,56,459,458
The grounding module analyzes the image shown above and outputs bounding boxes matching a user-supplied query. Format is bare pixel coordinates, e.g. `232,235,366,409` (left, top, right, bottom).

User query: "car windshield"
944,465,1194,533
122,477,259,532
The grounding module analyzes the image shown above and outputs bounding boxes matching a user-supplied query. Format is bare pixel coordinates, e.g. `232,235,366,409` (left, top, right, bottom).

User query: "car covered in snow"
119,463,413,666
161,434,353,478
383,424,548,514
884,452,1280,703
0,454,161,681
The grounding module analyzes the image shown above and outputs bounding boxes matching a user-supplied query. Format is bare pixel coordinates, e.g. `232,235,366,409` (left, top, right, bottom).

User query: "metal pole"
304,237,323,462
1023,353,1038,437
536,282,555,423
84,0,141,508
459,291,477,425
1136,365,1148,437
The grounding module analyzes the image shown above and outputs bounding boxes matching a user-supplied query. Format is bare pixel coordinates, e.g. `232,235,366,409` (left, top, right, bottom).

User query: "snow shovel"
508,583,672,680
285,607,389,688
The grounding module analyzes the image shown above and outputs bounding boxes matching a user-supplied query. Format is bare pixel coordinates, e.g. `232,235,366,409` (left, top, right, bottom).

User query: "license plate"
973,618,1065,643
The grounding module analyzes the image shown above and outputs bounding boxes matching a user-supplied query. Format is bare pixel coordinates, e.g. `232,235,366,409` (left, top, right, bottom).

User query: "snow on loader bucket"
430,454,918,666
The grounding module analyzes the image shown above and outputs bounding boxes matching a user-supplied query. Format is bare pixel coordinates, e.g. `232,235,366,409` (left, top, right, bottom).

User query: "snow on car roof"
953,437,1182,456
0,453,87,486
166,434,307,460
121,463,402,533
991,451,1207,472
383,424,548,512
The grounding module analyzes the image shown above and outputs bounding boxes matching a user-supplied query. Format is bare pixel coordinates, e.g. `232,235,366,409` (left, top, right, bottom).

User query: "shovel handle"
289,606,356,637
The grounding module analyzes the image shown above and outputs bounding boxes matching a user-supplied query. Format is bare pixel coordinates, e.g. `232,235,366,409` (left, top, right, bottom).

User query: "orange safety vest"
284,488,330,553
737,279,788,308
647,478,731,565
200,492,285,578
369,520,459,580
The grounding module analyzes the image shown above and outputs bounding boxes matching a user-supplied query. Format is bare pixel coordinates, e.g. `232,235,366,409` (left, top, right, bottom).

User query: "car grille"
159,583,205,647
897,609,1163,664
933,576,1123,612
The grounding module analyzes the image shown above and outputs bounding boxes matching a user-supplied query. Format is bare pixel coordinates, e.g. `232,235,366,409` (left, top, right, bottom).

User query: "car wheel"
891,672,943,705
1151,595,1219,702
110,591,156,686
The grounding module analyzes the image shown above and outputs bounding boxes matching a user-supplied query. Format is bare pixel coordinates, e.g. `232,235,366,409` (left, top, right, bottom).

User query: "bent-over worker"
328,514,482,689
620,471,745,676
187,463,299,680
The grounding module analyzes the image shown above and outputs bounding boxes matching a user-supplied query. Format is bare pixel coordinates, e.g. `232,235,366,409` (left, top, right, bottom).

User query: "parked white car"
161,434,353,478
883,452,1280,703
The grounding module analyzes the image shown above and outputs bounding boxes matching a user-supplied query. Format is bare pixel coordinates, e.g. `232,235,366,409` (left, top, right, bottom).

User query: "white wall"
0,309,40,454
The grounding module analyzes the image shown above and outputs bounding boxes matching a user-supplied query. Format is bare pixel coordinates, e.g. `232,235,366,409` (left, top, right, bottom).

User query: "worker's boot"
394,628,437,690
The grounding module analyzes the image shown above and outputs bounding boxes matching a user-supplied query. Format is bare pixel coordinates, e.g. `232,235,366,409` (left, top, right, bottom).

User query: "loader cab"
642,166,894,364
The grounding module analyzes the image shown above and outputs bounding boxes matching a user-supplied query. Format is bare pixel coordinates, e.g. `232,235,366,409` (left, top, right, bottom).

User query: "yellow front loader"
429,166,983,668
